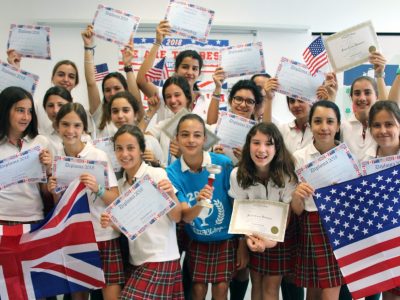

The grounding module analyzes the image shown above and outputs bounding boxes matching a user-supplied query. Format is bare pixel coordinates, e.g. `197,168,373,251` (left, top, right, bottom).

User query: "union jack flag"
145,57,169,84
0,180,105,300
315,165,400,299
303,36,328,76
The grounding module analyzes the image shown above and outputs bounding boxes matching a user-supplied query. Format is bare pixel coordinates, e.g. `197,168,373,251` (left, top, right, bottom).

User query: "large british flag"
0,180,105,300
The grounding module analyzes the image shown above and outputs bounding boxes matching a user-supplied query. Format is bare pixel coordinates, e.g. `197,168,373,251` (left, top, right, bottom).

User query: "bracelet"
96,184,105,198
374,71,385,79
124,65,133,73
84,45,96,55
396,67,400,75
212,93,221,100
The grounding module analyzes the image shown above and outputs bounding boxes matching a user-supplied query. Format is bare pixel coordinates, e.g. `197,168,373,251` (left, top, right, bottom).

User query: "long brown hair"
237,122,297,189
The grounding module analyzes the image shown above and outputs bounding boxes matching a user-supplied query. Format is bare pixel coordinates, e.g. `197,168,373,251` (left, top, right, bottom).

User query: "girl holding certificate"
107,91,164,166
81,25,143,138
229,122,298,300
365,101,400,299
101,124,183,300
137,20,220,121
291,100,344,300
47,103,123,300
167,114,247,300
0,86,52,224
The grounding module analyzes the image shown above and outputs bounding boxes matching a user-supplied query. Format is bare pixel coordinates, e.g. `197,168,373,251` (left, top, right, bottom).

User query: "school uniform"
118,162,183,300
148,117,177,167
167,152,237,283
278,121,313,154
341,114,376,160
293,143,344,288
91,105,116,139
0,135,50,222
228,167,297,276
56,142,124,285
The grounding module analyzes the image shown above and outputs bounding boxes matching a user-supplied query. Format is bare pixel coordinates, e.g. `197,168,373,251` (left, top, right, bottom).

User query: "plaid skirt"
121,259,184,300
294,211,344,288
249,213,298,276
97,238,125,285
188,238,238,283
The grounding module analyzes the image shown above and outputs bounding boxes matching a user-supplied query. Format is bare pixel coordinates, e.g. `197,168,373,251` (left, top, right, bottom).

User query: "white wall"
1,0,400,126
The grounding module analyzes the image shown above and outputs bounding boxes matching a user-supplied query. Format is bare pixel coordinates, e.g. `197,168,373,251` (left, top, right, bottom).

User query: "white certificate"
324,20,379,73
93,137,121,173
0,61,39,95
219,42,266,78
92,4,140,46
161,108,220,150
53,156,109,193
7,24,51,60
0,145,46,190
229,199,289,242
275,57,325,104
215,111,256,149
106,175,176,240
165,0,215,44
361,155,400,176
296,143,362,189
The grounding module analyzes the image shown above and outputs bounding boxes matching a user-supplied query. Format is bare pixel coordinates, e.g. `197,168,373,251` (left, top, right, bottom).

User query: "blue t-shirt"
167,152,234,242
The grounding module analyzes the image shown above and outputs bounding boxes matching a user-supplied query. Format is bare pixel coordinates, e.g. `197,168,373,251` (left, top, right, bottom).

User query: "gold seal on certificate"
228,199,289,242
368,45,376,53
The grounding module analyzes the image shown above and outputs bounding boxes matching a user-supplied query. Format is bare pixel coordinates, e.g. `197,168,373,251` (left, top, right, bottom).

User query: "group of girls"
2,17,400,300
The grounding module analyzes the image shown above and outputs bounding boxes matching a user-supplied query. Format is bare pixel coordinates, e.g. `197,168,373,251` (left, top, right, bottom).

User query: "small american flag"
303,36,328,76
94,63,109,82
145,57,169,83
315,165,400,299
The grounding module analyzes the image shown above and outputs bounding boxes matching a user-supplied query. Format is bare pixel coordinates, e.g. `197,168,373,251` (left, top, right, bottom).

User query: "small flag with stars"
303,36,328,76
145,57,169,84
314,164,400,299
94,63,109,82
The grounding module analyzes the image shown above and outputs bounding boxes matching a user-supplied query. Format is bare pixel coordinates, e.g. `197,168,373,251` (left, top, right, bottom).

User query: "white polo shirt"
119,162,180,266
278,120,313,154
0,135,50,221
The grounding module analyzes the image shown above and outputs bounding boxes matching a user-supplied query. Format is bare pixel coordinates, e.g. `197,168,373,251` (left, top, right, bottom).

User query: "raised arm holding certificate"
53,156,108,193
219,42,265,78
92,4,140,46
92,137,121,173
324,20,379,72
105,175,176,240
0,146,46,190
296,143,362,189
361,155,400,176
215,111,256,149
165,0,214,44
7,24,51,60
275,57,325,104
229,199,289,242
0,61,39,95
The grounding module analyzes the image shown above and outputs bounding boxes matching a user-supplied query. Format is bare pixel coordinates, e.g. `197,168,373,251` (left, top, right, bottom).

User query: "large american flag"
315,165,400,299
0,180,105,300
303,36,328,76
145,57,169,84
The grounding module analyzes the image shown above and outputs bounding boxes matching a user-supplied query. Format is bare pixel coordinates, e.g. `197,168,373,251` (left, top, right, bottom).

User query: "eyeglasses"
232,96,256,106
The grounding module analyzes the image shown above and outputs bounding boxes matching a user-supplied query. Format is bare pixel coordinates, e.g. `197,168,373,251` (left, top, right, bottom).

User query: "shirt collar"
288,119,310,130
180,151,211,172
121,161,148,185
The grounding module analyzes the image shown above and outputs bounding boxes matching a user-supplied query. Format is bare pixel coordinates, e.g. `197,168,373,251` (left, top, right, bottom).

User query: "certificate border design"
106,174,176,241
275,57,325,104
53,155,109,193
324,20,379,73
229,199,289,242
215,111,257,149
92,4,141,46
0,145,46,190
219,42,266,78
361,154,400,176
296,143,362,183
8,24,51,60
92,136,122,173
0,60,40,96
165,0,215,44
